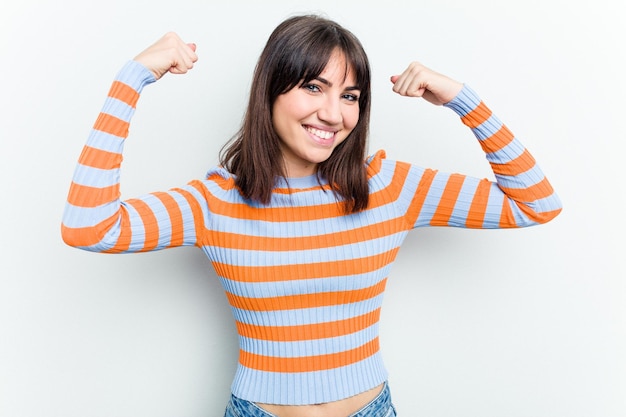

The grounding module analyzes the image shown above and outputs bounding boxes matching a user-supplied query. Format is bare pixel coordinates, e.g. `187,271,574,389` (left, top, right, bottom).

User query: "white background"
1,1,624,416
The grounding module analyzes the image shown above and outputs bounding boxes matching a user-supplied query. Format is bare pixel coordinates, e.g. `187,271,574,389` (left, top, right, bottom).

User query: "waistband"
226,381,393,417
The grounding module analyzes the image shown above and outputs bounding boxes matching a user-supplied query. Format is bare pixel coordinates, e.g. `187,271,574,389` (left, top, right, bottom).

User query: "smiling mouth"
304,125,337,142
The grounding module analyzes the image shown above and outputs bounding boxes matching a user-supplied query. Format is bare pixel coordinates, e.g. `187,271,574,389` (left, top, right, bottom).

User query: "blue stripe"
85,130,125,153
532,194,562,213
114,60,155,90
220,265,390,297
495,168,545,190
482,185,507,228
396,164,425,217
205,232,404,267
62,201,120,228
206,204,406,239
443,84,481,117
100,96,135,122
413,171,449,226
368,159,397,193
138,194,172,248
72,164,119,188
239,323,379,357
485,138,526,163
472,115,504,141
165,190,201,245
230,294,385,326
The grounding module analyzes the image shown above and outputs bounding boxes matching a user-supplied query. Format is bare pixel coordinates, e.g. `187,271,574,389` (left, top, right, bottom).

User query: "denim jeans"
224,382,396,417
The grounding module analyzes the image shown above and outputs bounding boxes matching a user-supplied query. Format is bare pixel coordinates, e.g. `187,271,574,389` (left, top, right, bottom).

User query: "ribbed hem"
230,352,388,405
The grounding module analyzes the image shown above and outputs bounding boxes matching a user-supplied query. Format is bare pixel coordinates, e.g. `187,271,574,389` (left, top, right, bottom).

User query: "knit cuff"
114,60,156,93
443,84,482,117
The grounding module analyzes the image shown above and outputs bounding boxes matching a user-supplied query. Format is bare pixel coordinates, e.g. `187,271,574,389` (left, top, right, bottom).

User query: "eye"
342,93,359,102
302,83,321,93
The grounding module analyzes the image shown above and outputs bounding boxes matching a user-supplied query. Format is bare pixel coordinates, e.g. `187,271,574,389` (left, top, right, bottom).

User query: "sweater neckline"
275,174,328,189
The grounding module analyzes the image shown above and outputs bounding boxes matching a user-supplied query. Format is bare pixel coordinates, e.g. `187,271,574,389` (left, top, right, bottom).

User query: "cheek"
273,96,309,128
344,107,360,130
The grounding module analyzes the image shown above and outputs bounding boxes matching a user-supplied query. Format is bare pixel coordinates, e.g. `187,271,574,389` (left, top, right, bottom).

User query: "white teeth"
305,126,335,140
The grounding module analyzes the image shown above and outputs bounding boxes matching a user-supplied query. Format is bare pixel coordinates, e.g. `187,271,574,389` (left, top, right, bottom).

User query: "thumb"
188,43,197,52
390,75,399,84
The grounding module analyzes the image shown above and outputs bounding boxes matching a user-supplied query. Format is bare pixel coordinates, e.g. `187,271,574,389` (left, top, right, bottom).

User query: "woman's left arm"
391,62,562,228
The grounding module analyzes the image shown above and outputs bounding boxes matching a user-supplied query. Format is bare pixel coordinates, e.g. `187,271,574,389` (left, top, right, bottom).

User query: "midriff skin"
257,383,384,417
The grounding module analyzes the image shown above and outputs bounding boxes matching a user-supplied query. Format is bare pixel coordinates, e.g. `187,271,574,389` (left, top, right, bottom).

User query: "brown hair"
219,14,371,213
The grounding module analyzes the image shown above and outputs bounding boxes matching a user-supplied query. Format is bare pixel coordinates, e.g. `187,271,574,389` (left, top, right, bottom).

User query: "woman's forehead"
316,50,357,86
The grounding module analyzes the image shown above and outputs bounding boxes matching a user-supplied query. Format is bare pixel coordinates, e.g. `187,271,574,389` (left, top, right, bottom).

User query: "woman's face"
272,50,360,177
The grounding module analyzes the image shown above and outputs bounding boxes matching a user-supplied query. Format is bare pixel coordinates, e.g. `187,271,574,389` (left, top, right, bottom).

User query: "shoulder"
365,149,408,178
201,165,239,189
365,149,386,176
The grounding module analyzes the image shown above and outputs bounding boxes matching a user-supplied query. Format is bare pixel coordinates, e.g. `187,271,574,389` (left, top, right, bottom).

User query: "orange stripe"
478,125,515,153
209,217,406,251
273,183,334,195
499,199,517,228
213,248,399,283
236,308,381,342
152,192,185,247
205,190,342,222
365,150,385,176
67,182,119,208
239,337,380,373
499,177,555,202
201,163,410,222
178,183,208,245
404,168,437,227
93,112,130,138
78,145,121,170
489,149,536,177
109,81,139,107
430,174,465,226
226,279,386,311
460,101,492,128
61,212,120,247
465,179,491,228
126,199,159,251
207,172,238,191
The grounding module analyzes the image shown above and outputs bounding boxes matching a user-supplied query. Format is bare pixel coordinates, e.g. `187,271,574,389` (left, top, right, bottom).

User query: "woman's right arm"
61,34,203,253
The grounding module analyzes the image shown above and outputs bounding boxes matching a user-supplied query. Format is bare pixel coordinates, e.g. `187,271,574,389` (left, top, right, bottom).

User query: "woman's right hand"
133,32,198,80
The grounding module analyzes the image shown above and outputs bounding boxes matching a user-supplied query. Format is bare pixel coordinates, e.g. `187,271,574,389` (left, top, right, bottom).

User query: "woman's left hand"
390,62,463,105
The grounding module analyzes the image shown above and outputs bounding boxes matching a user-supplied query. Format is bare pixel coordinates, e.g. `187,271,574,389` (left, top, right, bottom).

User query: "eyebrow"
315,76,360,91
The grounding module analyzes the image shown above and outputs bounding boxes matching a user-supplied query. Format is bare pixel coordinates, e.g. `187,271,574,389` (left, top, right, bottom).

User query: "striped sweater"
61,60,562,405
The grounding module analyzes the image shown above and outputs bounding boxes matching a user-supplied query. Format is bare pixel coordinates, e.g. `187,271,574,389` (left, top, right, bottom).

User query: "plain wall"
1,1,624,416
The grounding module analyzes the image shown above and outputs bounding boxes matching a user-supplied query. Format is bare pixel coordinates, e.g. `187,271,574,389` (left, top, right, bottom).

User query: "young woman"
62,14,562,417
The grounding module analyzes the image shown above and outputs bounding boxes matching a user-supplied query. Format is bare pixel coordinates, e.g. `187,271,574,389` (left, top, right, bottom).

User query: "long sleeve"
61,61,207,253
367,85,562,229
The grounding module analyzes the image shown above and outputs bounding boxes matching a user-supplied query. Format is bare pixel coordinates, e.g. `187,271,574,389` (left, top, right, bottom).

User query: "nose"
317,96,343,126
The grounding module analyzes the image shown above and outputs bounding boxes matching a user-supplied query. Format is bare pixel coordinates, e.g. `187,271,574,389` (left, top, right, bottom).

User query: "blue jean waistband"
225,381,394,417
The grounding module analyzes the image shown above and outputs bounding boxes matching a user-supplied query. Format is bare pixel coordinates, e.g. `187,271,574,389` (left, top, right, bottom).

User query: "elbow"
61,223,85,249
528,191,563,225
536,206,562,224
513,193,563,227
538,192,563,224
60,223,102,251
